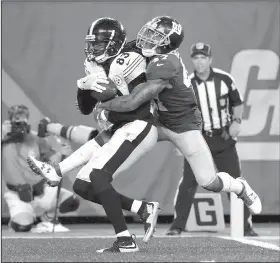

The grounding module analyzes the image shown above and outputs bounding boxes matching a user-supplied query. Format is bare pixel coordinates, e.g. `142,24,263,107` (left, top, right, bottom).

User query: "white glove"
77,74,109,92
90,75,109,93
93,103,113,131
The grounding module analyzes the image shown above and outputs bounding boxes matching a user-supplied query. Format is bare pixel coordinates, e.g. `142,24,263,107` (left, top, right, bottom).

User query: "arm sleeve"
76,89,98,115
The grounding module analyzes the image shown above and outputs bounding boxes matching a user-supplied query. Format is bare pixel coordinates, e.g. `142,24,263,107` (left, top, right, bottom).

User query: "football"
90,78,118,102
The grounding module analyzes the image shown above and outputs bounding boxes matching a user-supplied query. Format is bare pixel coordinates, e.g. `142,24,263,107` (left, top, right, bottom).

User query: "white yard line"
218,236,280,251
3,233,279,252
2,234,212,239
245,236,279,240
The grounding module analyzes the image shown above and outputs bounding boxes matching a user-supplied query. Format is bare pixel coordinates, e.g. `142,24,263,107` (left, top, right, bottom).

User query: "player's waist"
157,105,199,119
111,115,156,133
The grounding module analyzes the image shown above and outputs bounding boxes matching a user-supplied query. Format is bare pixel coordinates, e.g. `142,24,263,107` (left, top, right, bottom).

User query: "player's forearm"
101,95,139,112
77,88,97,115
100,81,166,112
232,104,244,121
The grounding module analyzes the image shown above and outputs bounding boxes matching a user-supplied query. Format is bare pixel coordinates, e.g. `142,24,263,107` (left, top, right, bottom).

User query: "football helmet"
85,17,127,63
136,16,184,57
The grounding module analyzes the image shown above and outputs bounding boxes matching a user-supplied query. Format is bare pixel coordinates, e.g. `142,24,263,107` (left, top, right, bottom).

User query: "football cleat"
166,228,182,236
139,202,161,243
27,156,61,187
237,177,262,214
96,235,139,253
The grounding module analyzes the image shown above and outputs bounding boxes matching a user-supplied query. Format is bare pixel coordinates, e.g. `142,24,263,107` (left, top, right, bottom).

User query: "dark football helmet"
85,17,127,63
136,16,184,57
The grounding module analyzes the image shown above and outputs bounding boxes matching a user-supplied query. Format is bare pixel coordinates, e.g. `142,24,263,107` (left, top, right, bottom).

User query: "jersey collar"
194,67,214,84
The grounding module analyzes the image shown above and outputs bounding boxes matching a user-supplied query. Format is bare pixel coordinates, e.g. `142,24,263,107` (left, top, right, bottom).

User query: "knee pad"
89,169,112,194
73,179,90,200
73,178,101,204
59,194,80,214
202,175,223,193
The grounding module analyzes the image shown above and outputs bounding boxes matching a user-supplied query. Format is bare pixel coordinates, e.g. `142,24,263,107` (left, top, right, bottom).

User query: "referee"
166,42,257,237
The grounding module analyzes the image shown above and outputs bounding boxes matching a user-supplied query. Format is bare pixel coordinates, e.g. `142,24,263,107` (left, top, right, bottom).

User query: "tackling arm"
99,79,171,112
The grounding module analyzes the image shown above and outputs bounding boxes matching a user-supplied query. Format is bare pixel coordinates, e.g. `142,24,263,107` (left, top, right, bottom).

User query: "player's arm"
99,79,170,112
76,88,98,115
99,54,176,112
77,59,104,115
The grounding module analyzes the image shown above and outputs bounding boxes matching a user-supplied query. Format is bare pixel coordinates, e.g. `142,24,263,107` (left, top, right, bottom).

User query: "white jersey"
84,51,147,95
83,52,154,128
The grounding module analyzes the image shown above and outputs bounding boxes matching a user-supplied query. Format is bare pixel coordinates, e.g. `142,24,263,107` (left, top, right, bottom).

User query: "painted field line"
2,234,213,240
245,236,279,240
218,236,280,251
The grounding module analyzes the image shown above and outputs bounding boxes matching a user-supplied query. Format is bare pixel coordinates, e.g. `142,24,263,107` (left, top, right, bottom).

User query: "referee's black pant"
170,129,252,231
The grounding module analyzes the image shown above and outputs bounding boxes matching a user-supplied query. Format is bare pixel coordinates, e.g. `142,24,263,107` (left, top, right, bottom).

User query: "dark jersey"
146,51,201,133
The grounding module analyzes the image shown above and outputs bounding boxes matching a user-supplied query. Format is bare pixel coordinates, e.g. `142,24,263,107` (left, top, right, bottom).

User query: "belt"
202,127,226,137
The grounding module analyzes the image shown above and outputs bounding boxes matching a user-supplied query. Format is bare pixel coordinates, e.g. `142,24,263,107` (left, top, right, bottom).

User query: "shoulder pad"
147,53,180,80
110,51,146,83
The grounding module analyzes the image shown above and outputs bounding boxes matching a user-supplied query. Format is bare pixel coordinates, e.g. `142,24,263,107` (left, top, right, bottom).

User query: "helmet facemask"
136,24,171,57
85,31,126,63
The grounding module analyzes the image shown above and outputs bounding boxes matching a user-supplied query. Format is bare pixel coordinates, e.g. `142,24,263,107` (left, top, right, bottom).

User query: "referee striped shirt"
189,67,243,131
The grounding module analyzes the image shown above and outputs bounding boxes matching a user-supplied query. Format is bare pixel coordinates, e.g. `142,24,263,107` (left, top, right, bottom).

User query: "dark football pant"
170,134,252,231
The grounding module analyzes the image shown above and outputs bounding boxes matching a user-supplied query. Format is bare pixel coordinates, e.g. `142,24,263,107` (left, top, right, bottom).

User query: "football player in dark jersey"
97,16,262,217
27,17,168,253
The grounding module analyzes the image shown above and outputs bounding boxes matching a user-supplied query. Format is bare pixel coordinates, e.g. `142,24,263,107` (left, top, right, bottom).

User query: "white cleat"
96,235,139,253
27,156,61,187
140,202,161,243
31,222,70,233
237,177,262,214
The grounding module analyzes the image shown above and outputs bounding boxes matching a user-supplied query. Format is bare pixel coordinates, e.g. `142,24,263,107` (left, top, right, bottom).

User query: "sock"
130,200,147,215
218,172,243,195
131,200,143,214
97,185,128,234
59,139,101,175
137,202,147,216
116,230,131,237
83,184,141,216
119,194,135,212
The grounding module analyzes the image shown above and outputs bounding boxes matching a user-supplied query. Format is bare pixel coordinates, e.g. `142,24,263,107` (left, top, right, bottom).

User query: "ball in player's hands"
90,77,118,102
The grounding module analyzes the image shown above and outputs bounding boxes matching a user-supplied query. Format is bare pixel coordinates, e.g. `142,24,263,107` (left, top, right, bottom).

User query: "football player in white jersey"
27,17,169,253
